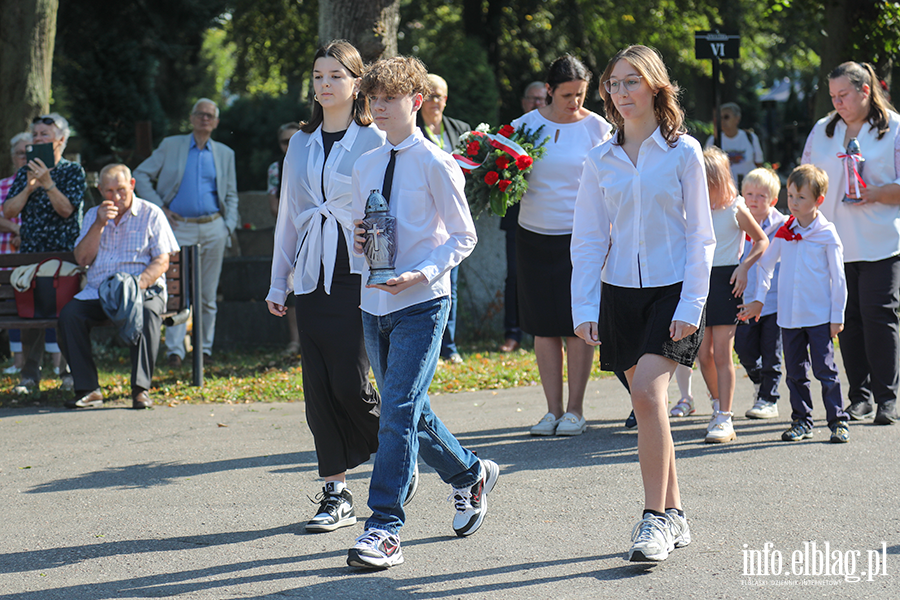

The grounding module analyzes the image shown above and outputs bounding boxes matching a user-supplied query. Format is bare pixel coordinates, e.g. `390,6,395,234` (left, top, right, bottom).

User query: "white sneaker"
745,399,778,419
627,514,674,561
705,411,736,443
347,528,403,569
60,375,74,392
530,412,561,436
706,399,721,432
14,378,39,397
555,412,586,436
450,459,499,537
3,365,20,375
665,509,691,548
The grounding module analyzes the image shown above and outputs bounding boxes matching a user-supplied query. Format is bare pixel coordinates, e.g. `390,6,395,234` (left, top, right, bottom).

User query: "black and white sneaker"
403,461,419,507
347,528,403,569
450,459,499,537
305,482,356,533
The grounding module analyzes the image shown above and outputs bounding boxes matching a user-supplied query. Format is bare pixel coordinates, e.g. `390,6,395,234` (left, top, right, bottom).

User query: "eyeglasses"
192,111,217,120
603,76,644,95
425,95,445,102
32,116,56,126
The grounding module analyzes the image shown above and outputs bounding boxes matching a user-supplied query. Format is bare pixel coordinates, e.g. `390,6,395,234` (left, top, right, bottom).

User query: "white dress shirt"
803,111,900,263
512,110,612,235
267,122,385,305
751,212,847,328
351,129,477,316
571,129,715,328
743,208,788,318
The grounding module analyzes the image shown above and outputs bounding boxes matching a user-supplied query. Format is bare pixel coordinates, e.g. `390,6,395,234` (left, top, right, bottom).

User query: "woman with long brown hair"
266,40,389,533
571,45,715,561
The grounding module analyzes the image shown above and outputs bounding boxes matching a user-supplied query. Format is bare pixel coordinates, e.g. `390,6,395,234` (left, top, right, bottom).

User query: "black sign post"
695,31,740,148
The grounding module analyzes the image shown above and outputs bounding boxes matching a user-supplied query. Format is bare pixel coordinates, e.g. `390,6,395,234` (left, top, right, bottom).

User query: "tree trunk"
0,0,57,173
318,0,399,63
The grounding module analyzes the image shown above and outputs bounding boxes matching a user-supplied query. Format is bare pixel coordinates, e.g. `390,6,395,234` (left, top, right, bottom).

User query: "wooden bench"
0,246,204,384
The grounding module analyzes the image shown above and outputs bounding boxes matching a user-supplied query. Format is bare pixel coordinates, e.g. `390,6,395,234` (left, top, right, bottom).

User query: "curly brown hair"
360,55,429,98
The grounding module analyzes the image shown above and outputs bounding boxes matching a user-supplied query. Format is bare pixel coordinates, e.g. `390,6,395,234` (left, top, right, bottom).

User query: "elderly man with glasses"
704,102,764,186
135,98,239,368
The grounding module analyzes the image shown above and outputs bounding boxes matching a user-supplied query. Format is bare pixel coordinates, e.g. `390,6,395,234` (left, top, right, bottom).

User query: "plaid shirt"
74,196,179,301
0,175,22,254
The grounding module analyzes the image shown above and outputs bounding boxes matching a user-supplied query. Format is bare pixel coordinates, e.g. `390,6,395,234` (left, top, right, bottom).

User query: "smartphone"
26,143,56,169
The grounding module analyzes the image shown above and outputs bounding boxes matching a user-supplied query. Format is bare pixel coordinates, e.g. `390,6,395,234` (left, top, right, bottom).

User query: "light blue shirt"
168,136,219,217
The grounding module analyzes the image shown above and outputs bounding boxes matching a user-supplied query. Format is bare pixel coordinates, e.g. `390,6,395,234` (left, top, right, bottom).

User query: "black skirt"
706,265,742,327
598,281,705,371
295,235,380,477
515,226,575,337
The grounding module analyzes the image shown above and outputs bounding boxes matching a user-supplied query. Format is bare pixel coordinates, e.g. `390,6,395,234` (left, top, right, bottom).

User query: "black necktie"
382,149,397,204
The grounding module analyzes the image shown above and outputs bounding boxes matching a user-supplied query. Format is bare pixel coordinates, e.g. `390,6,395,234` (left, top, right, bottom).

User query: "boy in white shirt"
348,56,499,570
740,164,851,443
736,168,788,420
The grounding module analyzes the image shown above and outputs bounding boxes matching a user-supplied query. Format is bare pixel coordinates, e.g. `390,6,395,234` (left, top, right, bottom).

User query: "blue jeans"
362,297,480,534
440,266,459,357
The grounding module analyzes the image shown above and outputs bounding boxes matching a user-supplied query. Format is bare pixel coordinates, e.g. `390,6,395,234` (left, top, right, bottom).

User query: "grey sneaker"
665,509,691,548
627,514,674,561
745,399,778,419
13,378,39,397
347,529,403,569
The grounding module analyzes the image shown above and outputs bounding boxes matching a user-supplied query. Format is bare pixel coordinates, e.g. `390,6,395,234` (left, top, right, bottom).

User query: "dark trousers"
840,256,900,408
58,295,164,392
782,324,848,427
734,312,783,403
503,225,522,342
296,236,380,478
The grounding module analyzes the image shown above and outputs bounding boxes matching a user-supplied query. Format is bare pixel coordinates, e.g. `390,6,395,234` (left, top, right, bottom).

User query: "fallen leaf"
217,423,228,427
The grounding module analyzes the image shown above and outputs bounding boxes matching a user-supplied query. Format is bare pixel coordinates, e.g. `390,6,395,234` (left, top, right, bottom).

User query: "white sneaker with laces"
707,399,721,432
3,364,20,375
450,459,499,536
705,411,736,443
347,529,403,569
627,514,674,561
530,412,561,436
555,412,586,436
745,399,778,419
665,509,691,548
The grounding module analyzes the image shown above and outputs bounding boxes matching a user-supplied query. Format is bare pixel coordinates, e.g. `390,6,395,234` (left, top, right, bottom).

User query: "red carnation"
484,171,500,186
498,124,515,138
516,155,533,170
467,141,481,156
495,155,510,169
498,179,512,192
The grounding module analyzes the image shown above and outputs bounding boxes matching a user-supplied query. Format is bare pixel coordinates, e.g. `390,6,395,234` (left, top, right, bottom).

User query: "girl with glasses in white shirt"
571,45,716,562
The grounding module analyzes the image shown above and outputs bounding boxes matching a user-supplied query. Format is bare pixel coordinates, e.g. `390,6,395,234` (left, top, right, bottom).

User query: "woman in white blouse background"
802,61,900,425
511,55,612,437
266,41,386,533
571,45,715,562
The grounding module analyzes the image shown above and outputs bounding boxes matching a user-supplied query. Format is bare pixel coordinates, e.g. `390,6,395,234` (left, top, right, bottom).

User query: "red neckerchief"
775,216,802,242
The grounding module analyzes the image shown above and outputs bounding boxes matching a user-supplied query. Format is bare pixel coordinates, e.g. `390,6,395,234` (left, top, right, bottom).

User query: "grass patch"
0,341,615,409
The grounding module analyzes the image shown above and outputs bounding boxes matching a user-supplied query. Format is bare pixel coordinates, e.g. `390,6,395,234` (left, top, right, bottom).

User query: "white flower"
476,122,490,132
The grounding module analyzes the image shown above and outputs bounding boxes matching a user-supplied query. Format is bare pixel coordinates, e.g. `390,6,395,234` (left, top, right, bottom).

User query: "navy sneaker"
781,421,813,442
829,421,850,443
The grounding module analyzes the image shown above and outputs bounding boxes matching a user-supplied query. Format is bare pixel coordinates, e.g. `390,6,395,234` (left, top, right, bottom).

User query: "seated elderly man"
59,164,178,409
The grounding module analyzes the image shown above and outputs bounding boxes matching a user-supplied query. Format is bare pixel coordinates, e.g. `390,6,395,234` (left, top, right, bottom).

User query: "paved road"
1,356,898,599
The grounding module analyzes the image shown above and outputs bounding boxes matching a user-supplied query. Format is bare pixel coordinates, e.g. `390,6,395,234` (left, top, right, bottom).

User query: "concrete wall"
213,192,510,349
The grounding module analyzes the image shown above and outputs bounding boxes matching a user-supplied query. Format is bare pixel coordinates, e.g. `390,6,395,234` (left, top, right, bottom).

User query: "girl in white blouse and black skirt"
571,45,715,562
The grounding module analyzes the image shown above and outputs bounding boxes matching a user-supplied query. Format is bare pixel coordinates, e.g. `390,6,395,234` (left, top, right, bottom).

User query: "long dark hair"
825,61,895,140
544,55,591,105
300,40,372,134
600,45,685,147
